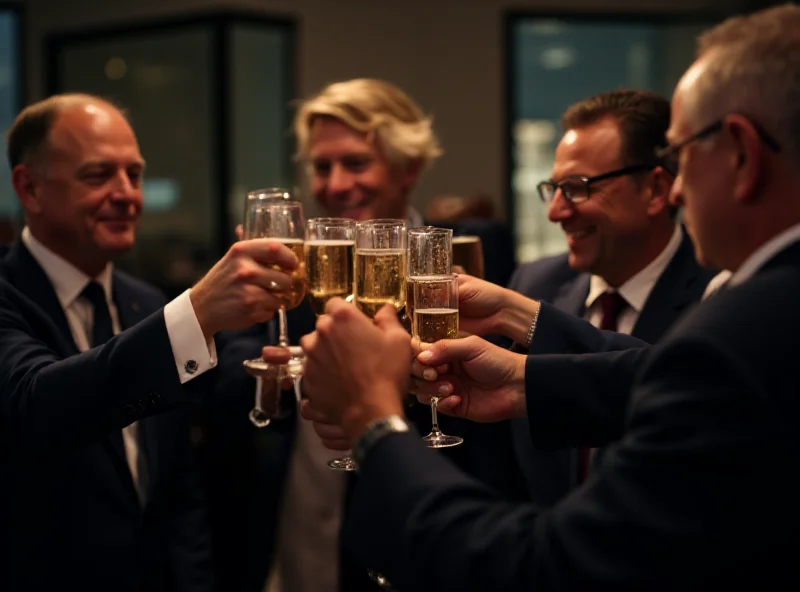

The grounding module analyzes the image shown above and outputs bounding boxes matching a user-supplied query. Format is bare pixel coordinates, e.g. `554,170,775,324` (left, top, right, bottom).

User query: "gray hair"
690,3,800,166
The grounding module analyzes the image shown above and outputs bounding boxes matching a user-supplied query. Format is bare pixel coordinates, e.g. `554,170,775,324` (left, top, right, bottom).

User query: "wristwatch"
352,415,410,468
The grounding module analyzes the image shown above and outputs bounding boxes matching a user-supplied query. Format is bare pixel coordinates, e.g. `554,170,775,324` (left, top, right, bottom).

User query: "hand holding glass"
242,189,307,426
327,219,407,472
413,274,463,448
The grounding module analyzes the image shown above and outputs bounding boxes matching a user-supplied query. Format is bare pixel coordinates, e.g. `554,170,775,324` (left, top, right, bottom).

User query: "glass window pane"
0,9,20,242
229,24,294,233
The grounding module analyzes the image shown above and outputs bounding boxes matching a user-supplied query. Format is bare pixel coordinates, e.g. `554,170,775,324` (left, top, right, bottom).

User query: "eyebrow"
79,159,146,170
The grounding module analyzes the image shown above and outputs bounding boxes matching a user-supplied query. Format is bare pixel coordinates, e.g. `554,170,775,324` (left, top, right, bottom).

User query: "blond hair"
293,78,443,169
690,4,800,165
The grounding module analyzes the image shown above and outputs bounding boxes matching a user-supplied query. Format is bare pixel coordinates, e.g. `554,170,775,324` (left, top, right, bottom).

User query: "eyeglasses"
537,165,655,206
655,115,781,173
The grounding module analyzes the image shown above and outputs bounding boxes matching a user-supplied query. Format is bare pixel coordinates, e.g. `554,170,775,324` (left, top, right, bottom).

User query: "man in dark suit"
298,4,800,589
506,90,716,506
0,93,301,591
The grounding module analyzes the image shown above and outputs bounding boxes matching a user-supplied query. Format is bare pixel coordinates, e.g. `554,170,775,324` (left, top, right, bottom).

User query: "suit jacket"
342,240,800,591
0,241,213,592
507,230,715,506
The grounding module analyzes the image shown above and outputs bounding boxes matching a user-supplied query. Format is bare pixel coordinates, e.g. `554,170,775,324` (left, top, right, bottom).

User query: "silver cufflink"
185,360,199,374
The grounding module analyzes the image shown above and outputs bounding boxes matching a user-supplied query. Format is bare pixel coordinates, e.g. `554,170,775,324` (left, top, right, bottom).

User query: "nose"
108,170,142,206
326,163,356,197
547,189,575,223
668,174,685,208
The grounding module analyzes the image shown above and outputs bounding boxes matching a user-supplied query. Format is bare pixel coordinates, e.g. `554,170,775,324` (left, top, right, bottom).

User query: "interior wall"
21,0,741,221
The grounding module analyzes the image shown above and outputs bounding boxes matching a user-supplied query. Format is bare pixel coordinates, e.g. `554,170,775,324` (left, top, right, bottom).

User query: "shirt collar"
728,223,800,288
21,226,114,309
586,224,683,312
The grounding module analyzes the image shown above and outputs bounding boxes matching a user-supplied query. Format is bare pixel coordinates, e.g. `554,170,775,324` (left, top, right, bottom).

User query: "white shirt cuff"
164,289,218,384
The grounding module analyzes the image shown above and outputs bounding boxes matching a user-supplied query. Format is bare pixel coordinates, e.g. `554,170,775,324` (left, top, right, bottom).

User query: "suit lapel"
553,272,590,317
632,231,704,344
2,242,80,357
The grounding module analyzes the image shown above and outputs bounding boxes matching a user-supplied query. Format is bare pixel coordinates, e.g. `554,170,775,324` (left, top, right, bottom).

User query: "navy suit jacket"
507,230,715,506
0,242,213,592
342,240,800,591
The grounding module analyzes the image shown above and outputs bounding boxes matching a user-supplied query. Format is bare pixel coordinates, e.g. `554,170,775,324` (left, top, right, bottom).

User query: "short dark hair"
561,89,670,168
5,93,127,171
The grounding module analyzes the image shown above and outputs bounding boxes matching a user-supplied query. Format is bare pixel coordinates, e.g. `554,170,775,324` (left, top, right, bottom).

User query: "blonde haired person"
293,78,442,224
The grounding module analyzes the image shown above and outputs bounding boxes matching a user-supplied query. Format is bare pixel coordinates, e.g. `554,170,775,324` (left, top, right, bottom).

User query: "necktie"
81,282,114,347
579,290,628,482
598,290,628,332
81,281,149,505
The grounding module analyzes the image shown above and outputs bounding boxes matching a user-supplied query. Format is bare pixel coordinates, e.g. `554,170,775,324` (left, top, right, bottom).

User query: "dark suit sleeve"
523,348,649,446
518,302,650,446
530,302,648,355
343,330,780,591
0,284,192,451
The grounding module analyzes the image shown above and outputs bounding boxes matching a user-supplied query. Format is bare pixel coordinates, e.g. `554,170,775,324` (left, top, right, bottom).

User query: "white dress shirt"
584,224,683,334
21,227,217,501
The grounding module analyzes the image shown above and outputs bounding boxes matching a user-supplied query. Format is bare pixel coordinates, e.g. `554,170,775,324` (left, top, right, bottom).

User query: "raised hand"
190,238,298,338
410,335,528,423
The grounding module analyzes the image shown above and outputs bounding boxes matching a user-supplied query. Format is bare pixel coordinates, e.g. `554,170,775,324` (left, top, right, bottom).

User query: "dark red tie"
579,290,628,482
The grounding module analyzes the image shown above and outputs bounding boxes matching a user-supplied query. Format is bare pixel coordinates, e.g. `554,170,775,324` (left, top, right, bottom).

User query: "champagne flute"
327,218,407,472
354,219,408,317
304,218,356,316
413,274,463,448
451,234,485,279
242,190,307,426
242,191,306,347
406,227,453,326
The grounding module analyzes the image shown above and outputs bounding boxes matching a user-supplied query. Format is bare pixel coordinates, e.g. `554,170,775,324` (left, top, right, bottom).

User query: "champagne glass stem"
277,307,289,348
429,395,442,436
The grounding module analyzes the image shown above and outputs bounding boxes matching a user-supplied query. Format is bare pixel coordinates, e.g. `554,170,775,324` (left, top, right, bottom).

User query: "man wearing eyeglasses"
506,89,716,507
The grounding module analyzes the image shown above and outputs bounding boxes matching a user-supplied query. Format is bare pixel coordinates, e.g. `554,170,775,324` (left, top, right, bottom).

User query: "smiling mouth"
565,228,594,240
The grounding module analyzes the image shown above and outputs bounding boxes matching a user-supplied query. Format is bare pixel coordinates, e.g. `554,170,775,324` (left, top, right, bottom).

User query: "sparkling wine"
304,239,355,315
413,308,459,343
354,248,406,318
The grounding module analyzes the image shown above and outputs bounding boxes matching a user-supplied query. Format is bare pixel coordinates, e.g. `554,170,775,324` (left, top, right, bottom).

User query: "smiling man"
0,93,301,592
505,89,716,507
294,78,441,224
